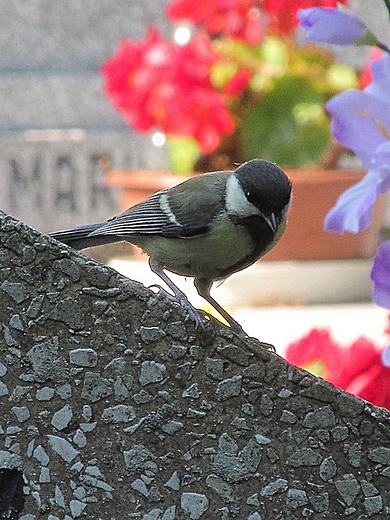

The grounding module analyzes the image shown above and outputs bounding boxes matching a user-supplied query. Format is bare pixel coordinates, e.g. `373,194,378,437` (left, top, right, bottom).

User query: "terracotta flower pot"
105,168,384,261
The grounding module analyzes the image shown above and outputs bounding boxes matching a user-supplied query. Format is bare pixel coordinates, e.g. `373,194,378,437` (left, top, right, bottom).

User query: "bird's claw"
182,304,206,330
149,284,206,329
148,284,175,301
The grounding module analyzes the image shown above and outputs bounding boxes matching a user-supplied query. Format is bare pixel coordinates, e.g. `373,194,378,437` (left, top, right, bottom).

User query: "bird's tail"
49,223,121,251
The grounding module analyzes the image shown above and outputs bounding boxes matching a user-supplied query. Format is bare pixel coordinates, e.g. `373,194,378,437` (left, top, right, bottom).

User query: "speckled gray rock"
2,213,390,519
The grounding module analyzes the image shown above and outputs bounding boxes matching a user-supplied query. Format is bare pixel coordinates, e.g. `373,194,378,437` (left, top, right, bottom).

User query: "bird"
49,159,292,334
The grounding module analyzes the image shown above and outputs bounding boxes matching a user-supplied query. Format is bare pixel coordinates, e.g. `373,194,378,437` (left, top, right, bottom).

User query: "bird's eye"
246,191,251,198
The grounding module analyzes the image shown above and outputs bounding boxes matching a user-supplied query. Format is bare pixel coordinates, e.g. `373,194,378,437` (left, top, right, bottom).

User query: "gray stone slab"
0,73,125,131
0,0,170,71
0,131,169,232
1,213,390,518
0,0,388,244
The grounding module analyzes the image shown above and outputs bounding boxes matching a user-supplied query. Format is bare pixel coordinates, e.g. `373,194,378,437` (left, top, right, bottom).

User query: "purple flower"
325,53,390,233
371,241,390,308
365,52,390,101
382,346,390,368
327,90,390,168
325,169,385,233
325,142,390,232
298,8,366,46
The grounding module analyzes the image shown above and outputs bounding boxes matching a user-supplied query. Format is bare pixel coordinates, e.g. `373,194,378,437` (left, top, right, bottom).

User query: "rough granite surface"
1,212,390,519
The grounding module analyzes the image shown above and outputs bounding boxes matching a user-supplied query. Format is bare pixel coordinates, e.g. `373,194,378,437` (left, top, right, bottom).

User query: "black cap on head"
235,159,291,212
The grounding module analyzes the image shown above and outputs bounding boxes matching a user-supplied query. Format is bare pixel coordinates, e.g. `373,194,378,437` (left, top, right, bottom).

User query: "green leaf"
167,136,200,175
260,37,288,69
326,63,358,91
241,75,330,168
210,60,240,90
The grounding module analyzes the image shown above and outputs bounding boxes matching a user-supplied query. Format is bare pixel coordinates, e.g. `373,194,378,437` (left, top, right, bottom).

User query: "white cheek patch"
225,174,261,217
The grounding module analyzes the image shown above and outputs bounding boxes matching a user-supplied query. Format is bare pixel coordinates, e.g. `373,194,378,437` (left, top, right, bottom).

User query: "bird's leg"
148,259,206,328
194,278,246,335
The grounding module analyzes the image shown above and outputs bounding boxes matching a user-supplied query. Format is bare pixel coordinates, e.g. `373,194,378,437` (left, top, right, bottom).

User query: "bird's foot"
149,284,206,329
183,305,207,330
227,320,246,336
148,284,177,302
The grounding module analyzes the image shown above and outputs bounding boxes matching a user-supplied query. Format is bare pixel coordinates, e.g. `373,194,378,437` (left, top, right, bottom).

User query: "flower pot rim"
105,169,196,190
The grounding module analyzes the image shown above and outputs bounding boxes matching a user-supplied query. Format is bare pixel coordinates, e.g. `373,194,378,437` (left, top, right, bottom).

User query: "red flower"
358,47,384,89
338,338,390,410
263,0,348,35
101,28,235,153
167,0,349,40
166,0,263,45
285,328,343,383
286,328,390,410
223,70,251,96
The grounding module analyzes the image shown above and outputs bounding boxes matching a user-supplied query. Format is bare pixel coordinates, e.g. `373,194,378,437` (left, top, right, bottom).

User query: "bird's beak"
263,212,278,234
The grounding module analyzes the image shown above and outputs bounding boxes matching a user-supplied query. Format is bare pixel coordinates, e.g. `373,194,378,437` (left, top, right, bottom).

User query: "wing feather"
90,192,169,236
89,170,231,239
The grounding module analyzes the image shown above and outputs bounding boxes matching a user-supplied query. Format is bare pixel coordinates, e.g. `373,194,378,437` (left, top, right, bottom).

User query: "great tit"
49,159,291,333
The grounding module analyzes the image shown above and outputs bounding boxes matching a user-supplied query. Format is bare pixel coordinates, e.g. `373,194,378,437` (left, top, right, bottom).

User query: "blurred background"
1,0,389,354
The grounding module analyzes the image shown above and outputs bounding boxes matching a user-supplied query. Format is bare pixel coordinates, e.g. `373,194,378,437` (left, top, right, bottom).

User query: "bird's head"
226,159,292,233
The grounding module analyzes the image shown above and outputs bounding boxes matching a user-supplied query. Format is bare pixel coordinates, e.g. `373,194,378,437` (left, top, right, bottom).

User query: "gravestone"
1,213,390,519
0,0,170,233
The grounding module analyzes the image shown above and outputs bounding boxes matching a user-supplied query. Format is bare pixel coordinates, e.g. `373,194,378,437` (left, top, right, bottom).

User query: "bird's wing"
91,171,230,239
94,192,168,236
